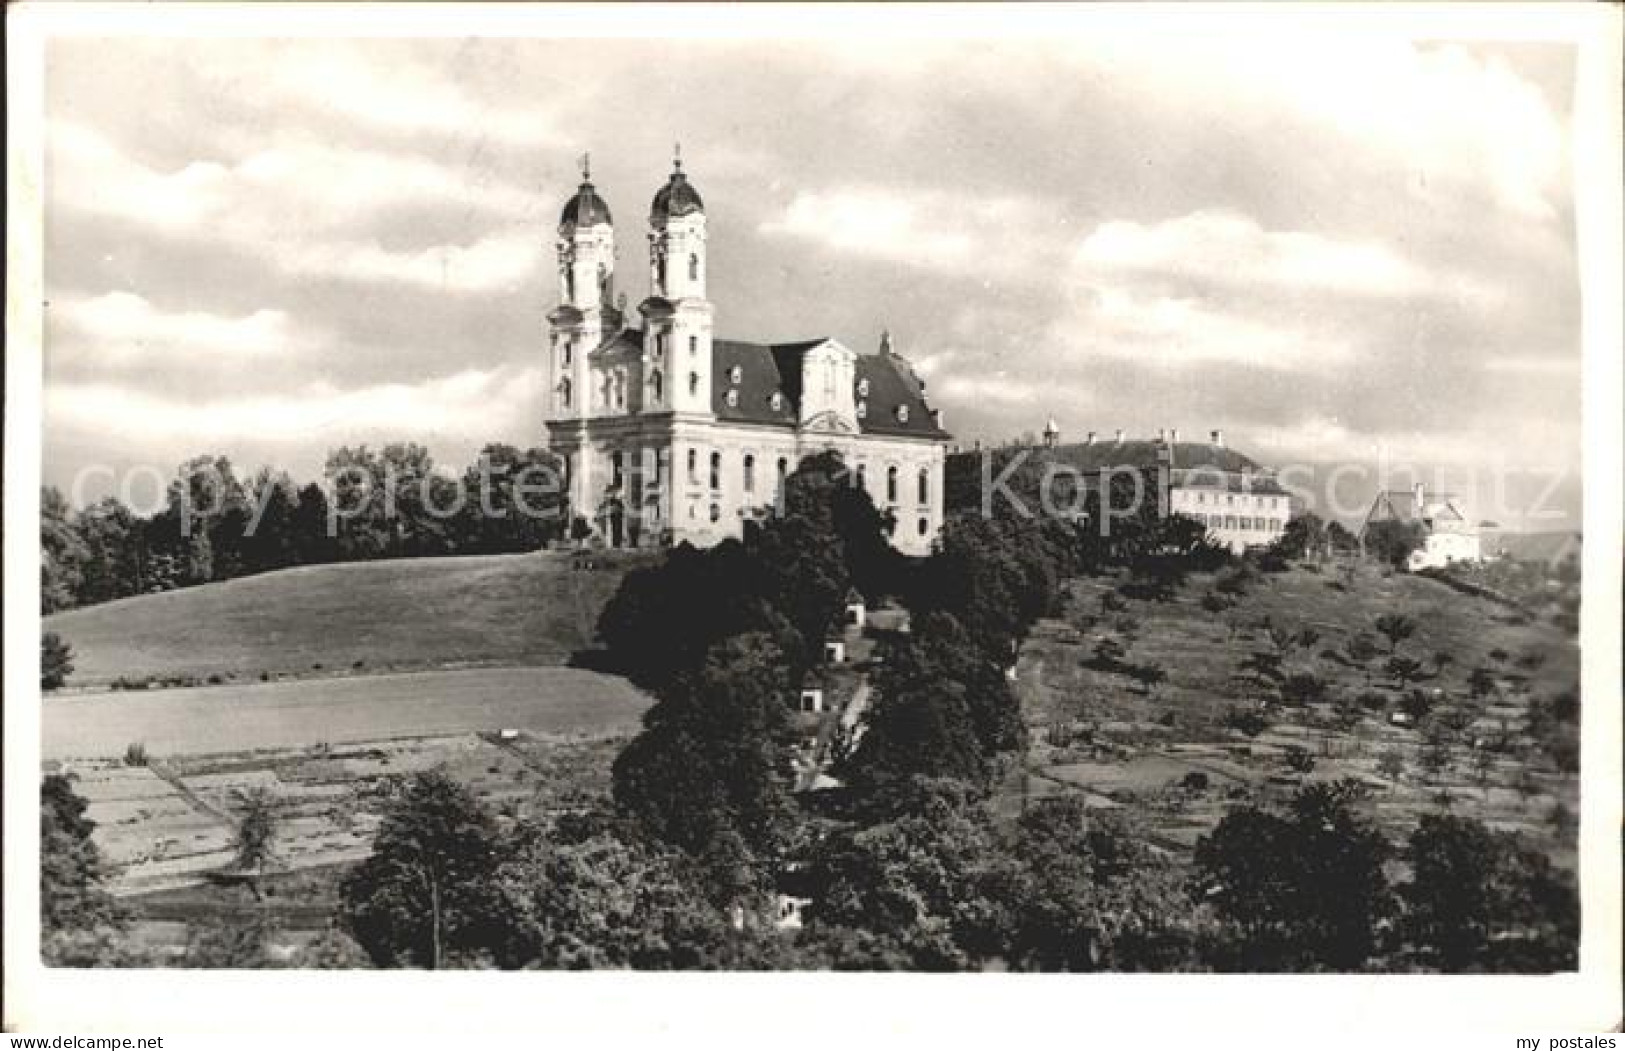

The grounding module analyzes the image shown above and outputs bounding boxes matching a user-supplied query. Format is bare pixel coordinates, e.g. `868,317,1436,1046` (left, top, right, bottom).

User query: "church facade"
543,157,951,557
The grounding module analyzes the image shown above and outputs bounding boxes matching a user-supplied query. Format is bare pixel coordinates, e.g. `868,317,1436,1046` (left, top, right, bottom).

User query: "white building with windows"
543,156,951,555
1000,428,1292,554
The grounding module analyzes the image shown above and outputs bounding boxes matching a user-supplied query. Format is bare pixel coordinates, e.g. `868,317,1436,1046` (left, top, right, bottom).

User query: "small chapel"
543,153,951,556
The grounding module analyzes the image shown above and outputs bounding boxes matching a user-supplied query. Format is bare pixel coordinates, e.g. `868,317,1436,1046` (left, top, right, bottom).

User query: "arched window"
886,465,899,504
688,254,699,281
777,457,789,491
689,335,698,357
613,372,626,410
656,255,667,288
562,341,573,367
653,333,665,358
709,503,721,523
649,370,663,405
558,378,572,410
743,454,756,493
857,464,867,491
918,517,929,537
917,468,929,505
610,451,624,488
709,452,721,490
689,372,700,397
686,449,698,482
597,263,609,299
565,268,575,301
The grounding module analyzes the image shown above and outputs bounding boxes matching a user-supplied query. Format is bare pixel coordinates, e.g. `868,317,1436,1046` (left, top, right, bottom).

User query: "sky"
40,25,1584,526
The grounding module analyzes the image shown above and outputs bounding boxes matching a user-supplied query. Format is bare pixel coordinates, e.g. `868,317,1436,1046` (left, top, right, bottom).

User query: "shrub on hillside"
1224,706,1270,737
41,632,74,691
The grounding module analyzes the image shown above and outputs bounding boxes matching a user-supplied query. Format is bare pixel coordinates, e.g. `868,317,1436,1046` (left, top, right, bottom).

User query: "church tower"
640,148,714,417
547,157,619,425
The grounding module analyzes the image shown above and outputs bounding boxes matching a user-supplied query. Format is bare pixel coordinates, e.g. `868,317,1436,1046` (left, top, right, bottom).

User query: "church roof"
651,170,705,219
713,338,947,438
587,328,946,438
560,181,613,228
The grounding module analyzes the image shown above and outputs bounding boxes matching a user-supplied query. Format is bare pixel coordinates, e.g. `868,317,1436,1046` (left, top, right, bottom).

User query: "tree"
844,637,990,794
1376,748,1407,783
41,775,126,952
1374,613,1418,654
1386,655,1425,690
1010,797,1206,971
41,486,88,613
1279,672,1328,707
802,780,1019,970
1401,814,1578,971
1363,519,1426,570
42,632,74,691
338,771,503,968
1274,512,1328,562
231,788,280,895
484,820,726,970
75,496,144,602
612,633,798,858
1467,666,1496,699
1193,782,1392,970
1344,633,1383,686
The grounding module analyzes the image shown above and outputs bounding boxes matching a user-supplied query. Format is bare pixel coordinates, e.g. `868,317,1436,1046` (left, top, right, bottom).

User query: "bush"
41,632,74,691
1224,706,1270,737
1283,746,1316,775
1279,672,1329,707
123,742,149,767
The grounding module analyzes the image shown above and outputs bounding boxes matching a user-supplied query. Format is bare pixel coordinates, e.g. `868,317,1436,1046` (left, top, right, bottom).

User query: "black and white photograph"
5,2,1621,1040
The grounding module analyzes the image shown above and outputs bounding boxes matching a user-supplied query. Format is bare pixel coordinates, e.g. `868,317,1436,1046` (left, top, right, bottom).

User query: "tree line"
41,443,567,614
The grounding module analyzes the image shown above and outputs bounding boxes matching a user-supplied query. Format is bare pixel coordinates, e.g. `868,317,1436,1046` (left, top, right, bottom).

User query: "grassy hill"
45,551,638,687
1012,561,1580,865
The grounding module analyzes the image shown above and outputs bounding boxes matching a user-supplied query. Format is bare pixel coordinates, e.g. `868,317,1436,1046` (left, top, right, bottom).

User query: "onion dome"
651,153,705,220
560,181,612,228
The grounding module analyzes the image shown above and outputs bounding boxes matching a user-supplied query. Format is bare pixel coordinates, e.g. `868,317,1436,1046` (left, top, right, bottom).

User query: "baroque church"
544,155,951,557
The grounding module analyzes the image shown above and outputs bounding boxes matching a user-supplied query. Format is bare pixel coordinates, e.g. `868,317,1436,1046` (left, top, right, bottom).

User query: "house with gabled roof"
1362,482,1481,570
543,153,951,555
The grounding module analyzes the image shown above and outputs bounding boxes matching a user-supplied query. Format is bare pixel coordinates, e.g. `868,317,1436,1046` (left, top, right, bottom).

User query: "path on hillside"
43,667,652,760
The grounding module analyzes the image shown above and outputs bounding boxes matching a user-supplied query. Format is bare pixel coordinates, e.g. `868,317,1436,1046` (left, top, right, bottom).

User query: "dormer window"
769,391,784,412
725,389,739,408
856,401,868,420
895,405,910,423
856,378,870,397
729,365,743,385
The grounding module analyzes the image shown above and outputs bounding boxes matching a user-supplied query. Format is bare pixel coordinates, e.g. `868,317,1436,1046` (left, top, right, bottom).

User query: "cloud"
1076,211,1431,298
49,291,304,366
49,120,543,292
233,41,566,150
47,366,546,447
758,187,1046,276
